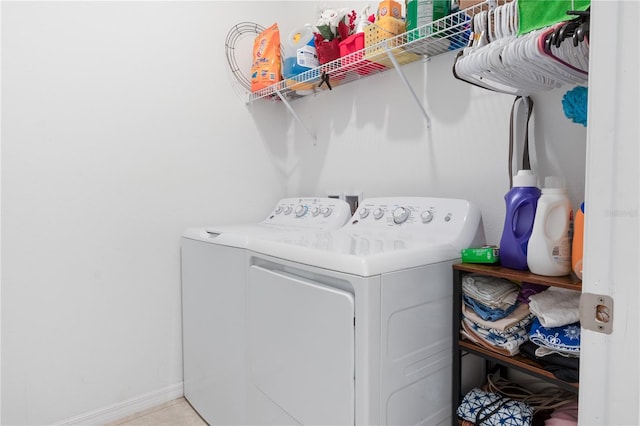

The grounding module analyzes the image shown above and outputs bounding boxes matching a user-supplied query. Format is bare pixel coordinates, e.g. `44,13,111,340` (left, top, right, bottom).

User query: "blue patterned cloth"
529,317,581,355
457,388,534,425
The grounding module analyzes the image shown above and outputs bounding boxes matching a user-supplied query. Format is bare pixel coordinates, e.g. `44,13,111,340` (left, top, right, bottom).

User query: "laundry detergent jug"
572,202,584,279
527,176,572,276
499,170,541,270
283,25,318,76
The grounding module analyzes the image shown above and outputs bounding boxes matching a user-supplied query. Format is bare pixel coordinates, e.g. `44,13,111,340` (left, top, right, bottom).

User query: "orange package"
251,23,282,93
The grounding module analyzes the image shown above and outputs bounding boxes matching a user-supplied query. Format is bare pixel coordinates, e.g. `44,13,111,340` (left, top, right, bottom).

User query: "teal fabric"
517,0,590,35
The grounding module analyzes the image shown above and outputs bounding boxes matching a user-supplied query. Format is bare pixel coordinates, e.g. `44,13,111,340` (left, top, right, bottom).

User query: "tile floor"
107,398,207,426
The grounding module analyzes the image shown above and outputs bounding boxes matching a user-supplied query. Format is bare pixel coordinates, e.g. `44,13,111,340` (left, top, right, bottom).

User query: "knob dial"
311,206,321,217
283,206,293,215
359,208,370,219
392,207,410,224
373,208,385,220
322,207,333,217
294,205,308,217
274,206,283,215
421,210,434,223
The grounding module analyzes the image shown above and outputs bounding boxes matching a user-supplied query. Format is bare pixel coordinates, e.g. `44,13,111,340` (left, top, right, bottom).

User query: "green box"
461,246,500,264
406,0,451,42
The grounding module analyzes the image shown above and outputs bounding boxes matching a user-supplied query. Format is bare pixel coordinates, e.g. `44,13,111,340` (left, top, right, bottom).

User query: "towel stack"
519,287,581,382
460,274,534,356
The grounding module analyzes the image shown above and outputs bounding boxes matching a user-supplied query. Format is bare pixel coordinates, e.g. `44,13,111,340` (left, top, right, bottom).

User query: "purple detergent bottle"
499,170,541,270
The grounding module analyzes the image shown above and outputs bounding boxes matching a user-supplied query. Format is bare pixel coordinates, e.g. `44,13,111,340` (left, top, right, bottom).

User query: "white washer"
245,197,485,425
181,197,352,425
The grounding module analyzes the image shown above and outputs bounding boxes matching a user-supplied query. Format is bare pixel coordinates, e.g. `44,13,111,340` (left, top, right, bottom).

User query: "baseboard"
54,382,184,426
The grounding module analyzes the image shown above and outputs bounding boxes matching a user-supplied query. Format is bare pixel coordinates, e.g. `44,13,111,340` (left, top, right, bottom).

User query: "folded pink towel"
545,400,578,426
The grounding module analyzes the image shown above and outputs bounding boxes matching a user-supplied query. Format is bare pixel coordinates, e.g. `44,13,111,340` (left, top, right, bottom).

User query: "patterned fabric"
457,388,534,425
529,317,581,355
462,317,529,355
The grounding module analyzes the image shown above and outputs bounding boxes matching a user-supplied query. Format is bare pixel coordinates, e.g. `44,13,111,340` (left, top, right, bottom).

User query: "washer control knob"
311,206,321,217
283,206,293,215
392,207,410,224
359,208,370,219
373,208,385,220
321,207,333,217
445,213,452,222
294,205,308,217
421,210,434,223
274,206,283,215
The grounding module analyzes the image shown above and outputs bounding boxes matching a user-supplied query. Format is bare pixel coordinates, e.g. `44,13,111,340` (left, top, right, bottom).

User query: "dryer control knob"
373,208,385,220
311,206,321,216
294,205,308,217
393,207,410,224
283,206,293,215
421,210,434,223
359,208,370,219
321,207,333,217
274,206,283,215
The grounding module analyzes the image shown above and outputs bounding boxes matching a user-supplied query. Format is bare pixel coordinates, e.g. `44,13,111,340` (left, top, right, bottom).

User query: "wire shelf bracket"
274,89,317,144
382,41,432,128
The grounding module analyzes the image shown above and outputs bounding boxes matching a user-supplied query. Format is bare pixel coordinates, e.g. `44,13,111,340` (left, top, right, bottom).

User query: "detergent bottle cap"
543,176,567,193
512,170,538,187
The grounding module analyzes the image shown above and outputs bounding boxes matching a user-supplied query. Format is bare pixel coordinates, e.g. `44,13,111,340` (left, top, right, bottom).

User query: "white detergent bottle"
527,176,572,276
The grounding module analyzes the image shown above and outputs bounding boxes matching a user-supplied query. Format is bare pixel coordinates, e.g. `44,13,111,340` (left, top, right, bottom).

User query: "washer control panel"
263,198,351,228
347,197,480,239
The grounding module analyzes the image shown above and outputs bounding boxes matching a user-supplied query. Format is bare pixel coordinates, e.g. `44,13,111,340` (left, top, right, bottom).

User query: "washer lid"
181,197,352,248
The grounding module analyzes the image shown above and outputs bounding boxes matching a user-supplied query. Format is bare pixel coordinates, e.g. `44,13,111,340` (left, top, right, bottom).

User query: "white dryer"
181,197,351,425
245,197,485,425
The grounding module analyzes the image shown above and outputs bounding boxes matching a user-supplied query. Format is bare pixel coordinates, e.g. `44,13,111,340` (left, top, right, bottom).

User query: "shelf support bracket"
274,89,317,145
383,42,432,128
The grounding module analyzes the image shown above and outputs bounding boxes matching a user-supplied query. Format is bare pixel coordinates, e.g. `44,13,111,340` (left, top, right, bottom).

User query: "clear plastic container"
527,176,572,276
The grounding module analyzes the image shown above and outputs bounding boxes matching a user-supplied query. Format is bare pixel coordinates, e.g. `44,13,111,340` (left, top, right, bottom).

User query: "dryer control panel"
262,197,352,229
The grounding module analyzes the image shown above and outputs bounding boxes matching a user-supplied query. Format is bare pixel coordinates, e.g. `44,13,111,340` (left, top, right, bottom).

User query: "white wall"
285,48,587,244
1,1,590,424
1,2,287,424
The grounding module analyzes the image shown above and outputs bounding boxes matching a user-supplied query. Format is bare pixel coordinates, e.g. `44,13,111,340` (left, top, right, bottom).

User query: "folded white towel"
528,287,581,328
462,274,519,309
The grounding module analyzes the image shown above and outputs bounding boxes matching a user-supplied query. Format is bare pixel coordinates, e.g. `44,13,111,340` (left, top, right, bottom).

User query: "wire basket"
364,18,421,67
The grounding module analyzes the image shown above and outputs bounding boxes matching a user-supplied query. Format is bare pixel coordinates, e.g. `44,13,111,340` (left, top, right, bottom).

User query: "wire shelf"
246,1,485,103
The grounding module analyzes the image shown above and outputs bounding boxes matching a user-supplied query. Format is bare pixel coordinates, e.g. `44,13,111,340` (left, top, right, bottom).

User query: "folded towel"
463,295,519,322
528,287,581,327
544,400,579,425
462,274,519,309
461,320,522,357
462,317,528,356
462,302,533,332
529,317,580,355
517,281,549,304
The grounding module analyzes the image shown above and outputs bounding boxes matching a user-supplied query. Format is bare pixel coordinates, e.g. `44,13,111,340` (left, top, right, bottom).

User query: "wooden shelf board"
453,263,582,291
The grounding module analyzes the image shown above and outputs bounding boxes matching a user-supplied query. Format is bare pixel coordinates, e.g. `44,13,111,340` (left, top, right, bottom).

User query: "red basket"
339,33,386,76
